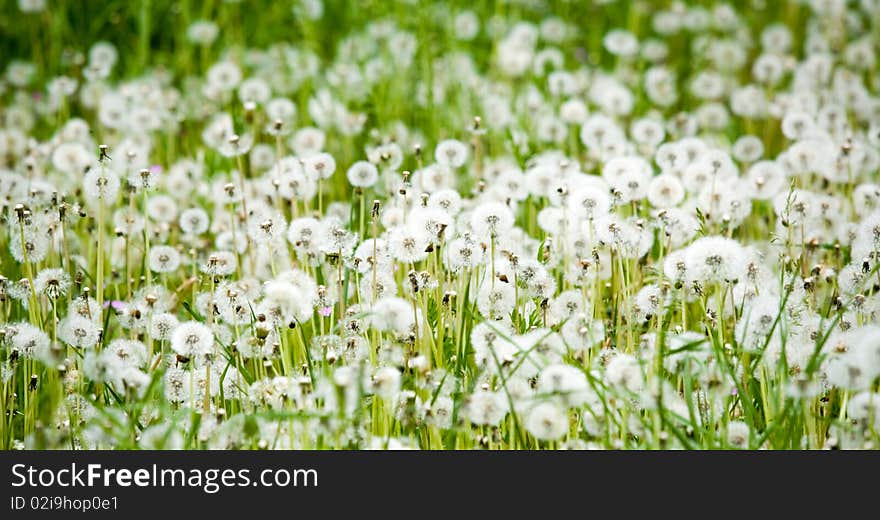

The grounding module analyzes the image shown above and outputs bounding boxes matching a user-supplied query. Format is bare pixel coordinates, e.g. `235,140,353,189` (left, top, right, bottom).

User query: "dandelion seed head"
33,268,70,299
148,245,181,273
170,321,214,358
59,315,101,349
346,160,379,188
463,389,507,426
536,363,590,407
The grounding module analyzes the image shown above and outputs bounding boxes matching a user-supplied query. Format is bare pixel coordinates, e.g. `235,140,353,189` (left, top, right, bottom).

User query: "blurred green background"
0,0,807,82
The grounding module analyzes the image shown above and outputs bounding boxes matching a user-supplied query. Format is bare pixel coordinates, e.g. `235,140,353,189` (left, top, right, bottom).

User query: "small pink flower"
103,300,126,311
320,306,332,317
150,164,163,174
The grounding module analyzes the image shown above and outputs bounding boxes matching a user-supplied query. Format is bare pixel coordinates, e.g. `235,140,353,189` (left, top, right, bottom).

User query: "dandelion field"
1,0,879,451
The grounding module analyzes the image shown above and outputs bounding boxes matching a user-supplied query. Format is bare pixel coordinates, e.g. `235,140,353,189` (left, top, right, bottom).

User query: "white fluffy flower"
170,321,215,358
525,401,569,441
